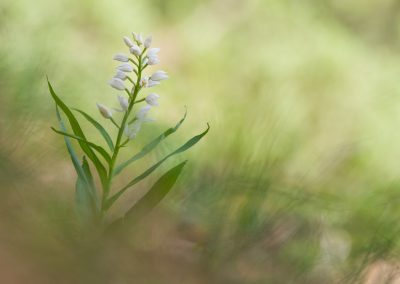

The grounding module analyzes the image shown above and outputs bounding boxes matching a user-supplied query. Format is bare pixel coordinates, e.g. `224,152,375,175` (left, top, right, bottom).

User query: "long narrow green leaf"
47,80,108,187
114,109,187,176
105,123,209,210
51,127,112,164
56,107,86,183
108,161,187,229
73,108,114,152
75,158,100,224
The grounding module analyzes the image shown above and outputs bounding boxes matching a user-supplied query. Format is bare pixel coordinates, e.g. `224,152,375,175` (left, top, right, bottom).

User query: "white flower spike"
113,53,129,62
150,71,168,81
109,78,126,90
97,103,113,119
145,93,160,106
118,95,129,111
117,63,133,72
144,36,152,48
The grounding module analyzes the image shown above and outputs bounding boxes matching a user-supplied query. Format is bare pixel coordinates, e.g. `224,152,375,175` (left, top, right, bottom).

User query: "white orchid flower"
144,36,152,48
118,95,129,111
109,78,126,90
97,103,113,119
117,63,133,72
130,44,141,56
113,53,129,62
145,93,160,106
123,36,134,48
150,71,168,81
114,70,128,80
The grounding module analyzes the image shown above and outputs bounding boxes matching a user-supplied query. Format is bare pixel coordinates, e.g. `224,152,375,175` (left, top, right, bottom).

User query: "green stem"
101,51,145,213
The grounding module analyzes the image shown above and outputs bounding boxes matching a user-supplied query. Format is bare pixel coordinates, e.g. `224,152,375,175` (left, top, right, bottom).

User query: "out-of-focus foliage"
2,0,400,283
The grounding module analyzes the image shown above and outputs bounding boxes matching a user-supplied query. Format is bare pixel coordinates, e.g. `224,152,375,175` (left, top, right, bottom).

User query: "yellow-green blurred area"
2,0,400,283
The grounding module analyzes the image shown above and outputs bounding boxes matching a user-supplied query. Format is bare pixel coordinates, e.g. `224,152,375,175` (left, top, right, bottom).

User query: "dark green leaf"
75,157,100,224
114,109,187,176
47,79,108,187
73,108,114,152
51,127,112,164
109,161,187,228
105,123,209,210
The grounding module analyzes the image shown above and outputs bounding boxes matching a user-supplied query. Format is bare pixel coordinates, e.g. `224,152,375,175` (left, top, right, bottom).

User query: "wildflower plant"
47,32,209,228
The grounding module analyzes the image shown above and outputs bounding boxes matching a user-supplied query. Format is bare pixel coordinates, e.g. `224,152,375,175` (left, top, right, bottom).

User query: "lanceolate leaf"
51,127,112,164
105,123,209,210
56,107,86,183
73,108,114,152
47,79,108,188
75,157,100,224
109,161,187,229
113,109,187,176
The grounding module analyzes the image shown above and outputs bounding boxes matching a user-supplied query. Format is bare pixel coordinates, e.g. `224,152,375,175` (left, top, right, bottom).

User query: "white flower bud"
114,70,127,80
144,35,152,48
118,95,129,111
136,104,152,120
123,36,134,48
113,53,129,62
109,78,126,90
147,56,160,65
147,48,160,57
130,44,141,56
145,93,160,106
147,79,160,88
97,103,113,119
150,70,168,81
117,63,133,72
136,33,143,45
142,57,149,65
139,76,148,88
124,120,142,140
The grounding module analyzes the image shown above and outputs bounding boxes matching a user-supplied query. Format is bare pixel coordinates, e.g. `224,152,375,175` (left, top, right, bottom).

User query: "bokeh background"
2,0,400,283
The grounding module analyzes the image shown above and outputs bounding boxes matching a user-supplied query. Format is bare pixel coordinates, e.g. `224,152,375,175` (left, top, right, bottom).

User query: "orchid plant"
47,32,209,229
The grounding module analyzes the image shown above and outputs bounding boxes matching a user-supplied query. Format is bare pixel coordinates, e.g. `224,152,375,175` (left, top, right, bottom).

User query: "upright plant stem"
101,51,145,213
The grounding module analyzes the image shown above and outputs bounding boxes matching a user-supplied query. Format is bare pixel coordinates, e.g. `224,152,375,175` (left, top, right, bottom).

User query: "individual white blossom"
118,95,129,111
147,56,160,65
144,36,152,48
117,63,133,72
109,78,126,90
123,36,134,48
147,80,160,88
97,103,113,119
145,93,160,106
139,76,148,87
146,48,160,65
130,44,141,56
124,120,142,140
150,70,168,81
136,104,152,121
132,32,143,45
147,48,160,57
113,53,129,62
142,57,149,65
114,70,128,80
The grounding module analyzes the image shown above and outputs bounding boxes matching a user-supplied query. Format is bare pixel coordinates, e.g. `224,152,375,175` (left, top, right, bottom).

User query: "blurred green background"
2,0,400,283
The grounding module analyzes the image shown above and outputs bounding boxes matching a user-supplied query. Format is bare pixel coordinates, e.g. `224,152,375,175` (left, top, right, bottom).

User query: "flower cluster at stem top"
96,32,168,140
